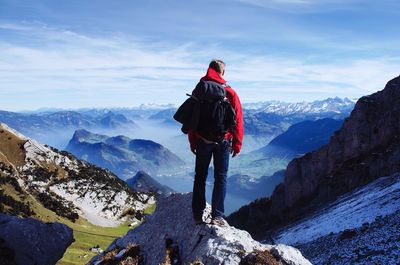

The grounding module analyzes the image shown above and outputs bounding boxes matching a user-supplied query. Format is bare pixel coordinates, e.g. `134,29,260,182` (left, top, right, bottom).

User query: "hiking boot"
210,216,227,226
193,215,204,225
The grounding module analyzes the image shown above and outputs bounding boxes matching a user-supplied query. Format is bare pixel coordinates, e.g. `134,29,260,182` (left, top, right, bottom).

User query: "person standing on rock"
188,59,244,225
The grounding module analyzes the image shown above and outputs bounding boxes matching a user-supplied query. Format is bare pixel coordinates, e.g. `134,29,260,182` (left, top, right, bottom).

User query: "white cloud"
232,0,390,13
227,56,400,102
0,22,399,110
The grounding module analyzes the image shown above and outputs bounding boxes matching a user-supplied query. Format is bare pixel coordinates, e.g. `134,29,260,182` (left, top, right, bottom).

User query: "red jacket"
188,68,244,154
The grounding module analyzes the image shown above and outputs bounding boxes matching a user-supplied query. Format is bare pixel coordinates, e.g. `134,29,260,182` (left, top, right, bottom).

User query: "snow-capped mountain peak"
243,97,356,115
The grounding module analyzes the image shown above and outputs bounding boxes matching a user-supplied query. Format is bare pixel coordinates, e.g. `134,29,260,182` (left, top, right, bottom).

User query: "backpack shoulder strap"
186,93,199,101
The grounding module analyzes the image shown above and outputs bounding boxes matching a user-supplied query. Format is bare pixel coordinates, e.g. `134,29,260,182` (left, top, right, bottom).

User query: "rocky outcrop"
0,213,73,265
89,193,311,265
229,76,400,236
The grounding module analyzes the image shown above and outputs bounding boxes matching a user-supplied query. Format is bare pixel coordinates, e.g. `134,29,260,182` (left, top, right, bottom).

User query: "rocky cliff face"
229,76,400,236
89,193,311,265
0,123,153,227
0,213,73,265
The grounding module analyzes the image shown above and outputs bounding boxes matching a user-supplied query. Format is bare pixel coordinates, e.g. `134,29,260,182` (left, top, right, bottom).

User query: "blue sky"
1,0,399,111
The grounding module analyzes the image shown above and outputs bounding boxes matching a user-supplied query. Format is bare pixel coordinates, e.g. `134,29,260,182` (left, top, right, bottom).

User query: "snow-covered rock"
274,173,400,245
89,193,311,265
297,210,400,265
273,173,400,264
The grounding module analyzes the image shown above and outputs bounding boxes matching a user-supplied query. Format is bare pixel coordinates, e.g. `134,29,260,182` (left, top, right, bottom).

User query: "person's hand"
191,146,197,155
230,148,239,158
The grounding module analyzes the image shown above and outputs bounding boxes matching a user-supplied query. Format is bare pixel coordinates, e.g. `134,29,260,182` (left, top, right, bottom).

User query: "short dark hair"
209,59,225,74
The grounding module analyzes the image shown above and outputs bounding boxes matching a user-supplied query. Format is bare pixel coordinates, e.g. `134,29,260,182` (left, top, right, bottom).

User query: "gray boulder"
0,214,73,265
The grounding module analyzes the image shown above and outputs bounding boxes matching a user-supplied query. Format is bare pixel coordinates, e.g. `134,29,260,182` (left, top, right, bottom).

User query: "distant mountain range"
0,110,139,149
0,123,153,227
145,97,355,136
149,108,180,127
66,129,185,179
243,97,354,138
76,105,173,119
242,97,356,114
0,110,137,131
0,97,355,155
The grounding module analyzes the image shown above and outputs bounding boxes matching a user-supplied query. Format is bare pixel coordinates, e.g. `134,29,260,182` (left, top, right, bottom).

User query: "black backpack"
192,80,236,141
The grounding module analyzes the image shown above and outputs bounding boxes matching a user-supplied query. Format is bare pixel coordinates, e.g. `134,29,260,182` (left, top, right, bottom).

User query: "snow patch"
50,183,138,227
271,244,313,265
243,97,355,115
275,173,400,245
24,139,79,171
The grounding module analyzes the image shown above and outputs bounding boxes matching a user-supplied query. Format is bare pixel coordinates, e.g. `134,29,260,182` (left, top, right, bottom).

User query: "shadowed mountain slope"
66,129,185,179
255,118,343,158
228,76,400,238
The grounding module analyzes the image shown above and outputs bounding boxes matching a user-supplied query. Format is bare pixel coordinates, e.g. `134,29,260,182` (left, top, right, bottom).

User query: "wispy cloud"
227,56,400,102
234,0,400,14
0,21,399,110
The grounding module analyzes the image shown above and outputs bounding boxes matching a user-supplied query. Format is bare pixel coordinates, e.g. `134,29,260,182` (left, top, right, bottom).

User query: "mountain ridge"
66,129,185,179
254,118,344,157
126,171,174,195
0,123,153,227
242,97,355,115
228,75,400,238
